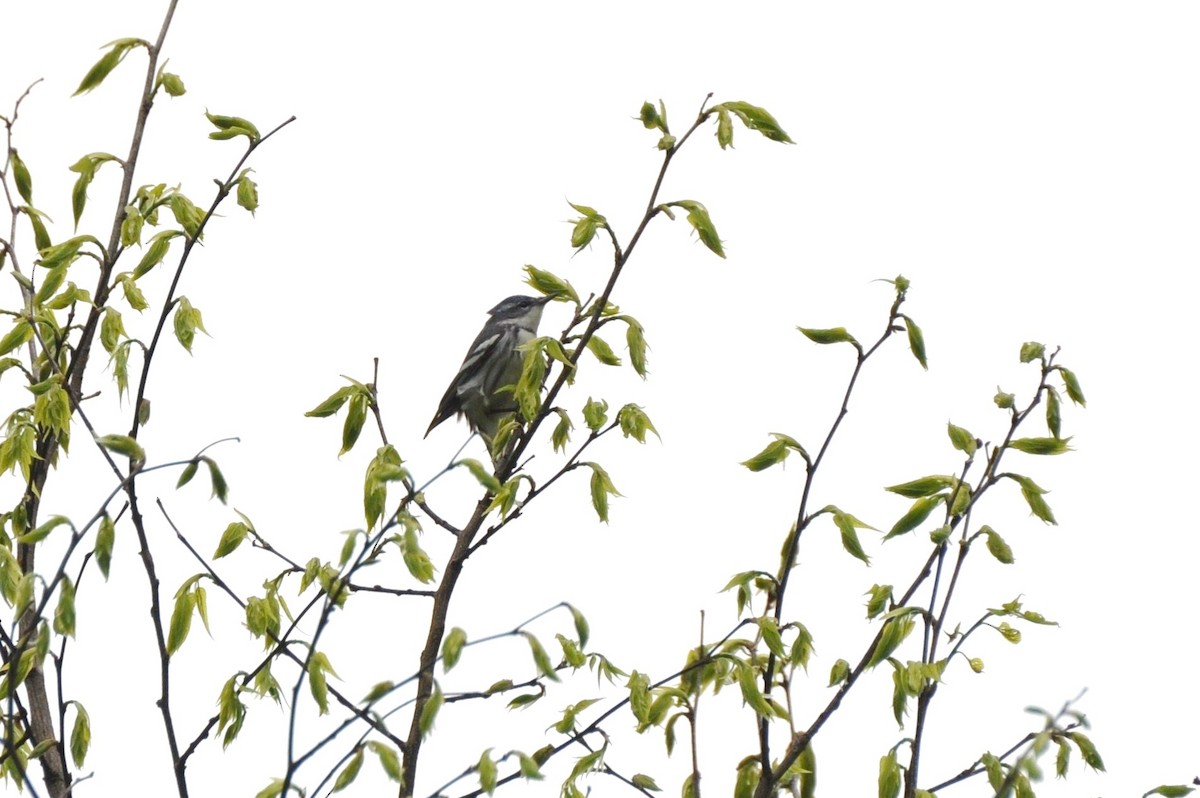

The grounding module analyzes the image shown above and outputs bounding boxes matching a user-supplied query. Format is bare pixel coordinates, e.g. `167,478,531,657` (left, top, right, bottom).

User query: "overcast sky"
2,2,1198,796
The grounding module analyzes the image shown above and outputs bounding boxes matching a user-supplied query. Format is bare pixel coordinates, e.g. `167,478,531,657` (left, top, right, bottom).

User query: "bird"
425,293,555,447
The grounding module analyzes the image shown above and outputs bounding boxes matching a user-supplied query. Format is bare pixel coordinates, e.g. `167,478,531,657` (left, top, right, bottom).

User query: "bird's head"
487,294,555,331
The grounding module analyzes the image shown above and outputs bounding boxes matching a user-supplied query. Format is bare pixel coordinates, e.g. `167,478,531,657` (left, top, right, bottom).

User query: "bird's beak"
535,293,557,305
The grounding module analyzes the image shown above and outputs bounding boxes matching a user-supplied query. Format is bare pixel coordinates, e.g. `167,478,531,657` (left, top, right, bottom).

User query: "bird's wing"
424,327,508,437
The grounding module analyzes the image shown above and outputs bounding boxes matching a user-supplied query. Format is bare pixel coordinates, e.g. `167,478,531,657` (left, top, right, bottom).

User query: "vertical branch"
399,98,717,798
14,5,179,797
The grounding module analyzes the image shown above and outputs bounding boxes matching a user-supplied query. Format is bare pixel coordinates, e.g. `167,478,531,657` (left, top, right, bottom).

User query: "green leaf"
204,457,229,503
994,388,1016,409
95,434,145,463
884,495,944,540
341,392,367,455
639,101,663,130
982,525,1014,564
10,148,33,203
567,201,606,250
0,319,33,356
586,335,621,366
617,315,650,377
947,422,977,456
477,749,498,795
1009,436,1072,455
133,231,180,278
213,521,249,559
167,193,205,238
798,326,858,346
523,264,579,304
305,385,354,418
828,658,850,686
551,408,572,453
886,475,957,498
401,527,436,584
568,603,590,648
100,307,125,354
1020,341,1046,363
616,404,658,443
996,622,1022,644
716,108,733,149
868,611,917,668
903,314,928,369
74,39,147,95
1045,385,1062,438
833,510,871,565
54,576,76,637
864,584,893,619
585,461,621,522
442,627,467,672
96,514,115,580
1143,786,1195,798
715,101,793,144
69,702,91,768
67,155,118,229
236,172,259,215
368,741,402,783
665,200,724,257
173,296,208,353
517,751,543,780
632,774,661,792
332,746,364,792
741,432,806,472
878,749,901,798
1068,731,1105,771
205,110,261,142
166,588,195,655
308,651,337,715
1055,740,1071,778
523,632,560,681
459,458,501,494
158,71,186,97
736,662,774,718
1059,367,1086,407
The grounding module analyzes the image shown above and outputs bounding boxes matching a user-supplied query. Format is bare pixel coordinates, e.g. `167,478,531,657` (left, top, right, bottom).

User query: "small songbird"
425,294,555,445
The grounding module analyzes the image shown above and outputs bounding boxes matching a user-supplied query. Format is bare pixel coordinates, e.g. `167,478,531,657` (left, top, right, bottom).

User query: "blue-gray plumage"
425,294,554,443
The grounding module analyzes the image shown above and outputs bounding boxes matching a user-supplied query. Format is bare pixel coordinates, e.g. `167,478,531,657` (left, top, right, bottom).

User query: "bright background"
2,2,1197,796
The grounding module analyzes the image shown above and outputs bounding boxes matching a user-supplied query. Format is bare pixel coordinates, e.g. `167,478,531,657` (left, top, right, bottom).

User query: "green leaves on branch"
305,378,375,456
206,110,261,143
868,608,920,668
155,64,186,97
68,153,119,229
74,38,149,96
798,326,859,347
236,168,258,215
741,432,807,472
307,650,338,715
823,506,876,565
583,461,621,522
616,403,658,443
524,264,579,305
1008,436,1072,456
176,455,229,503
364,445,409,529
947,422,978,457
567,201,606,251
661,200,724,258
710,101,794,149
173,296,207,353
9,148,33,204
638,99,674,150
167,575,211,657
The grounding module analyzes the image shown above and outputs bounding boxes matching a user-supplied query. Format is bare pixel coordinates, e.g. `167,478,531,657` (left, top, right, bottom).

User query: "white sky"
2,2,1198,796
